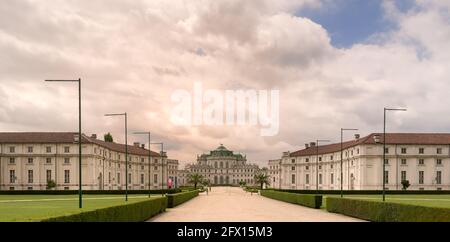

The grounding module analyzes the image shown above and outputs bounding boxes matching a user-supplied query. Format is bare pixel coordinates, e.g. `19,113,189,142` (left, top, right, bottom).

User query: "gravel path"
149,187,363,222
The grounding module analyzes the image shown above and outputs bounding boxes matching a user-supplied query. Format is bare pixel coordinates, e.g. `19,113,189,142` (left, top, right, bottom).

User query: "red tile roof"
290,133,450,157
0,132,161,157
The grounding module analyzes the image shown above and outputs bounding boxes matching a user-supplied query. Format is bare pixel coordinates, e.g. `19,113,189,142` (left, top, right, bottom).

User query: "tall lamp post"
105,113,128,201
340,128,358,198
316,139,330,193
150,142,164,196
45,78,83,209
134,131,152,198
382,107,407,201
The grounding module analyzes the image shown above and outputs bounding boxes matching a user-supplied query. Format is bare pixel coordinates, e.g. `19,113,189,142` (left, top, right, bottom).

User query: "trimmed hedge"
0,189,182,195
326,197,450,222
260,190,322,209
270,189,450,195
167,190,200,208
41,196,168,222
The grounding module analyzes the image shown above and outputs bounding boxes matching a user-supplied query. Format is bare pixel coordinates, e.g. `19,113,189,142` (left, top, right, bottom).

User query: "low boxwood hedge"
269,189,450,195
260,190,322,209
41,196,168,222
0,189,182,195
326,197,450,222
166,190,200,208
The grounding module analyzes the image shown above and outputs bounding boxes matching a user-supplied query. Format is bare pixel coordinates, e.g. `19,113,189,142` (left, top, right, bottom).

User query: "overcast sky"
1,0,450,168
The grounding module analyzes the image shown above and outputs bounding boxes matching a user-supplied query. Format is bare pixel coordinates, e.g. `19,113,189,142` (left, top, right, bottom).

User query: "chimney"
141,144,145,149
355,134,360,140
310,142,316,147
91,134,97,139
133,142,140,147
73,134,79,143
305,143,309,149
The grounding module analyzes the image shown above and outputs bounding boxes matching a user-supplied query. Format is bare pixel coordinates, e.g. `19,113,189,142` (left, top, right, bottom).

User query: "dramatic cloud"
1,0,449,167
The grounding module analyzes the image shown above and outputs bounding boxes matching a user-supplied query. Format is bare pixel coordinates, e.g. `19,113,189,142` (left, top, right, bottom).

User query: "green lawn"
322,194,450,209
0,194,161,222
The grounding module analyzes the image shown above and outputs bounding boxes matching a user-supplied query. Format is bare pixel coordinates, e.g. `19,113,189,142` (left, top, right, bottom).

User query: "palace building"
0,132,178,190
268,133,450,190
178,144,260,186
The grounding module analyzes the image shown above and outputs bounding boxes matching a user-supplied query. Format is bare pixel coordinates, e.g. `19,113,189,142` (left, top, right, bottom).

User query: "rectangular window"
117,173,121,184
28,146,33,153
419,171,424,184
319,174,322,184
46,158,52,164
437,148,442,154
64,158,70,164
291,159,295,163
384,147,389,154
108,172,111,184
9,146,15,153
291,166,295,171
384,171,389,184
330,155,334,160
305,174,309,184
437,159,442,165
419,159,424,165
28,170,33,183
128,173,132,184
305,158,309,163
384,159,389,165
419,148,424,154
28,158,33,164
46,170,52,182
9,170,15,183
401,171,406,182
291,174,295,184
9,157,15,164
154,174,158,183
46,147,52,153
64,170,70,184
330,173,334,185
401,148,407,154
141,174,144,184
401,159,407,165
305,166,309,170
318,157,322,162
64,146,70,153
436,171,442,185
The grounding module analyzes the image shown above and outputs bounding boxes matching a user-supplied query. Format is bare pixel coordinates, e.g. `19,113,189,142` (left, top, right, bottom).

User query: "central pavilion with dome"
178,145,260,186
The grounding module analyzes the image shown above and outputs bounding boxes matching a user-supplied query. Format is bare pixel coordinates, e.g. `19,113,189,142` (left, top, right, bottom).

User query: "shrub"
268,189,450,195
260,190,322,209
41,197,167,222
0,189,182,195
326,197,450,222
166,190,200,208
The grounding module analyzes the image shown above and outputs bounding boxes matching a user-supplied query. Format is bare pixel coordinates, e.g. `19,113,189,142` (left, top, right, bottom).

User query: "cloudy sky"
1,0,450,168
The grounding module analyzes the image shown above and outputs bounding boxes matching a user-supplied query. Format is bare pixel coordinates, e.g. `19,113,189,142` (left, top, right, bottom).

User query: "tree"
104,133,113,142
46,180,56,190
239,180,246,187
187,173,203,189
254,172,270,190
401,180,410,190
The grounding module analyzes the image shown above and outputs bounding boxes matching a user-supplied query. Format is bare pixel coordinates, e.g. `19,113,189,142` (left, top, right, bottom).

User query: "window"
330,155,333,160
384,159,389,165
117,173,121,184
141,174,144,184
384,147,389,154
319,165,322,170
9,146,15,153
419,159,424,165
64,158,70,164
330,173,334,185
64,146,70,153
46,158,52,164
154,174,158,183
401,148,407,154
401,159,407,165
141,165,144,170
128,173,131,183
436,171,442,185
330,164,334,169
401,171,406,182
419,148,424,154
437,159,442,165
419,171,424,184
305,158,309,163
141,158,144,163
46,170,52,182
28,170,33,183
291,174,295,184
9,170,15,183
291,159,295,163
305,174,309,184
64,170,70,183
291,166,295,171
384,171,389,184
154,166,158,171
108,172,111,184
9,157,15,164
28,146,33,153
357,148,360,154
437,148,442,154
28,158,33,164
305,166,309,170
318,157,322,162
319,174,322,184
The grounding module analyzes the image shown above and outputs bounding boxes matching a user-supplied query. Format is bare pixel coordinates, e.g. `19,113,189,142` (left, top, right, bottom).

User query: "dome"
215,144,228,151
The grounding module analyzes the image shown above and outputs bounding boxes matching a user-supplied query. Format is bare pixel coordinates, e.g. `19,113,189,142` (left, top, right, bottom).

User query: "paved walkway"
149,187,363,222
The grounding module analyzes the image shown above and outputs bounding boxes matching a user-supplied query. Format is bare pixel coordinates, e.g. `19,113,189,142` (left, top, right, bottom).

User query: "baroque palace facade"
178,144,260,186
0,132,178,191
268,133,450,190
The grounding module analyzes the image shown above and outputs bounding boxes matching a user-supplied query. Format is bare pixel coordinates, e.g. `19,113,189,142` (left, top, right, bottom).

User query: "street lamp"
340,128,358,198
150,142,164,196
134,131,152,198
316,139,330,193
382,107,407,201
105,113,128,201
45,78,83,209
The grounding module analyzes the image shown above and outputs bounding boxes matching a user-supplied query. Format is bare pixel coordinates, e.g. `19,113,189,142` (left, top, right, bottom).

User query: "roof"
199,144,246,159
290,133,450,157
0,132,161,157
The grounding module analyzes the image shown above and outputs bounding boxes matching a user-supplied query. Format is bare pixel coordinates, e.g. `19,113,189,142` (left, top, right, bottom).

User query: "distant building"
0,132,178,190
178,144,260,186
269,133,450,190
